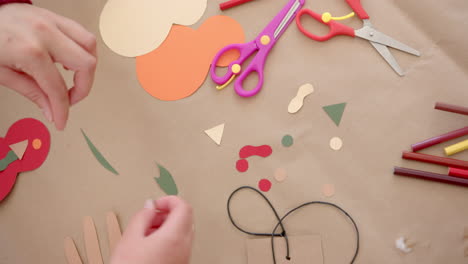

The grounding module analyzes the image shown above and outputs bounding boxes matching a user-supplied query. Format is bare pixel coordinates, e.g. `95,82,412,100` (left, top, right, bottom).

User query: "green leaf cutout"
154,163,178,195
323,103,347,127
0,150,18,171
81,129,119,175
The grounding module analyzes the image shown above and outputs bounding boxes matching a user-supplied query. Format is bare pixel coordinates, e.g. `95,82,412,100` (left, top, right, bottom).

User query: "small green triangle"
323,103,347,126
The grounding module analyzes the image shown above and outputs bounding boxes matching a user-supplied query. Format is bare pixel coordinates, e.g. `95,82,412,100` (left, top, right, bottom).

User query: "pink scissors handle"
296,9,356,41
233,47,266,97
210,42,257,86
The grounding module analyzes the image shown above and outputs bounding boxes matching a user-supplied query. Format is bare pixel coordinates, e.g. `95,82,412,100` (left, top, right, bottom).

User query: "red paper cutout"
236,159,249,172
258,179,272,192
239,145,273,159
0,118,50,202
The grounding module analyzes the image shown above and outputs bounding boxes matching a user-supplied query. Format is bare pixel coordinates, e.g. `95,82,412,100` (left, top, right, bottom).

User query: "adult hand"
0,3,97,130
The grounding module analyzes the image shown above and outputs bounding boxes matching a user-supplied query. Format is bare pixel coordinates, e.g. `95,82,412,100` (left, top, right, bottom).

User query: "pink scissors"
210,0,305,97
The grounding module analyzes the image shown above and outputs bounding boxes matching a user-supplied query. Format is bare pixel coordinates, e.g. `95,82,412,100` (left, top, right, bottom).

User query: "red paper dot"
258,179,272,192
236,159,249,172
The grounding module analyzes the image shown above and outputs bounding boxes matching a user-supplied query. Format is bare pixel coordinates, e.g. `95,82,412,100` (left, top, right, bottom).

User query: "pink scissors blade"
233,0,305,97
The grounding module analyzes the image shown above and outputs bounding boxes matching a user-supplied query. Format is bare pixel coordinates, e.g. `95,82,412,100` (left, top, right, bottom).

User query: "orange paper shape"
136,15,245,101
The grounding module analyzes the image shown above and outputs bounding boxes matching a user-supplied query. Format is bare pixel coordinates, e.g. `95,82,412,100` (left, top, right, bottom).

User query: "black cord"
227,186,360,264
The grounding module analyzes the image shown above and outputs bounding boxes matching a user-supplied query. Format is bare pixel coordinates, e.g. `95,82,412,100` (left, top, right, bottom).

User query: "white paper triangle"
204,124,225,145
9,140,28,159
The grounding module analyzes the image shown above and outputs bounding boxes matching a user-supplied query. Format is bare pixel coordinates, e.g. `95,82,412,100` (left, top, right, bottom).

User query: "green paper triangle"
323,103,347,126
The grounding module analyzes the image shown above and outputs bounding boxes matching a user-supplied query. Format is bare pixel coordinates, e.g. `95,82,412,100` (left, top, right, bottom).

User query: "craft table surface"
1,0,468,263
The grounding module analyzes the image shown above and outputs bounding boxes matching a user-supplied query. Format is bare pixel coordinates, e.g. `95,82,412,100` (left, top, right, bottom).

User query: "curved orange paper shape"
136,15,245,101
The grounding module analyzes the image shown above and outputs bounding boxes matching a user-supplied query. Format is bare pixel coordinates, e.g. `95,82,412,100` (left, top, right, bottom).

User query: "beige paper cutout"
246,235,323,264
204,124,225,145
322,184,336,197
330,137,343,151
106,212,122,254
64,237,83,264
83,216,104,264
100,0,208,57
9,140,28,159
288,83,314,114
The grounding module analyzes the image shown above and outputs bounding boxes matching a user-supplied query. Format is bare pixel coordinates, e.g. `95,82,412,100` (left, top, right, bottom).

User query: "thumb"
0,66,53,122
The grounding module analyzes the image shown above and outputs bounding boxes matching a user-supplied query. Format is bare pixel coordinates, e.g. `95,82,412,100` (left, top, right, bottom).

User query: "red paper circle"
258,179,272,192
236,159,249,172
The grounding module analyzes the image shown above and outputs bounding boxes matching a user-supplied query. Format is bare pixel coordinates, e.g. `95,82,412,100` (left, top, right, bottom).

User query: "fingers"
152,196,194,237
45,28,96,106
124,207,159,239
0,66,52,122
27,50,69,130
46,9,97,56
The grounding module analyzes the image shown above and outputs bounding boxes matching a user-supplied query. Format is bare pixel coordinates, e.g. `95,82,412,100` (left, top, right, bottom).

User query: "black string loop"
227,186,360,264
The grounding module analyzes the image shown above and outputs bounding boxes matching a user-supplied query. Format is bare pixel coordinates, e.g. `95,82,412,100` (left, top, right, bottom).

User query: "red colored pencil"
394,167,468,187
435,102,468,116
220,0,255,10
448,167,468,179
411,126,468,152
402,151,468,170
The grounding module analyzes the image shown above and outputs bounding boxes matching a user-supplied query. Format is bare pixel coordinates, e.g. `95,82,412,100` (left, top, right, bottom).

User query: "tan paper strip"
83,216,104,264
106,212,122,254
64,237,83,264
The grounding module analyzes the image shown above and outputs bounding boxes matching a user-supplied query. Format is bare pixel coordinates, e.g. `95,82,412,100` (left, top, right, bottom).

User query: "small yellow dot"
260,35,271,45
32,139,42,150
232,64,241,74
322,12,332,23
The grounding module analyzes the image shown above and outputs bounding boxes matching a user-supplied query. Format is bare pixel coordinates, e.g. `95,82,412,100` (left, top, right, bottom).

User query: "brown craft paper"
106,212,122,254
246,235,324,264
1,0,468,263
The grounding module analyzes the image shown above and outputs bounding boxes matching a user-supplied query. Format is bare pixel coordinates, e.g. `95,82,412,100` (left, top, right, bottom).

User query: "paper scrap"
239,145,273,159
155,163,179,195
330,137,343,151
288,83,314,114
83,216,104,264
0,151,18,171
106,212,122,254
100,0,208,57
81,129,119,176
205,124,225,145
274,168,287,182
322,184,335,197
246,235,324,264
136,15,245,101
258,179,272,192
281,135,294,147
64,237,84,264
323,103,347,126
9,140,28,160
395,237,413,253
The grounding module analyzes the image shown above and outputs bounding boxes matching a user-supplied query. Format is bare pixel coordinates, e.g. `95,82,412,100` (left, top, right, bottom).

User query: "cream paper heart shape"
100,0,208,57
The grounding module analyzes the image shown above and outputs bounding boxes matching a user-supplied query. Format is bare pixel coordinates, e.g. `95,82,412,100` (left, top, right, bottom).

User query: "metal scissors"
210,0,305,97
296,0,420,76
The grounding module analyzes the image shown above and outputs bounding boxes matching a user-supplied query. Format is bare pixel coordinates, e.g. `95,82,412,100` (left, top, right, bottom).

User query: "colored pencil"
402,151,468,170
411,126,468,152
445,139,468,156
394,167,468,187
220,0,255,10
448,167,468,179
435,102,468,116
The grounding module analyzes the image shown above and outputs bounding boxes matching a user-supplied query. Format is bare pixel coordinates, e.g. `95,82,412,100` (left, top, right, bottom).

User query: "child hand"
110,196,194,264
0,3,97,130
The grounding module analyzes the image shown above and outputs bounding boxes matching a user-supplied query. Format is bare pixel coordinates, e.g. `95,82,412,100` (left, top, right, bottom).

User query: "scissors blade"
370,41,405,76
274,0,302,39
355,27,421,56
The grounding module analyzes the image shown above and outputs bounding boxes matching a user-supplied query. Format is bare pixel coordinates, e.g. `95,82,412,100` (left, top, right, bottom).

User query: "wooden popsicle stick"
64,237,83,264
106,212,122,254
83,216,104,264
